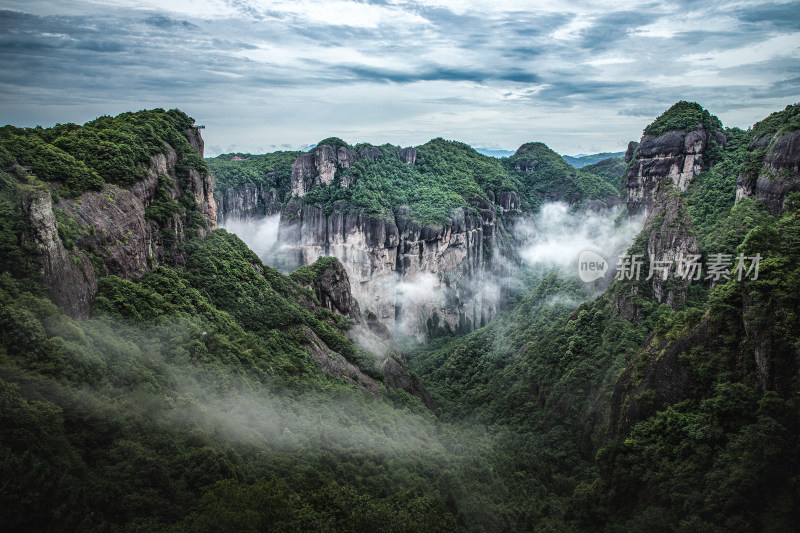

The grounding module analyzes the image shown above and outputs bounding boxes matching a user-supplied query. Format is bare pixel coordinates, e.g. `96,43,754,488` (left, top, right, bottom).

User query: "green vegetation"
210,136,619,226
643,100,724,137
206,151,299,197
3,102,800,531
750,102,800,139
562,151,625,168
580,157,627,188
504,142,619,210
298,139,517,225
0,109,206,197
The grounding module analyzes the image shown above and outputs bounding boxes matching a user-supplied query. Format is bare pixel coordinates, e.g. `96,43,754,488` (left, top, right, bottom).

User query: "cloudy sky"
1,0,798,156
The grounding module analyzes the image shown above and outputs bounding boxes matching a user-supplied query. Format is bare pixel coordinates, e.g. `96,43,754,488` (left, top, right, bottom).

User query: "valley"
1,101,799,531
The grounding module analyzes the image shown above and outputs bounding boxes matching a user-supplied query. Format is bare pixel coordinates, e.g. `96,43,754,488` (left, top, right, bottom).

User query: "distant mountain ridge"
562,151,625,167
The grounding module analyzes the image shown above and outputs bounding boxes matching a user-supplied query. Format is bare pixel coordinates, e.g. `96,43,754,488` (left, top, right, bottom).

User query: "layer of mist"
515,202,643,283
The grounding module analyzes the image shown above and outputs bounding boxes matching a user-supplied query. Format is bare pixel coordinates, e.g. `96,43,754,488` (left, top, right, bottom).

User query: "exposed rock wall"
294,257,436,408
217,141,521,337
736,131,800,214
19,189,97,319
20,130,217,318
279,196,514,336
626,125,712,218
619,126,709,317
214,182,281,223
291,144,361,197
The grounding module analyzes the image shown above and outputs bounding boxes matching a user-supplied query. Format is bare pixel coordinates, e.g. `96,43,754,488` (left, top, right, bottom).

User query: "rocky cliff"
618,110,722,316
280,194,513,337
18,126,216,318
736,105,800,214
290,256,435,407
611,102,800,440
625,124,720,217
212,138,622,337
215,181,281,223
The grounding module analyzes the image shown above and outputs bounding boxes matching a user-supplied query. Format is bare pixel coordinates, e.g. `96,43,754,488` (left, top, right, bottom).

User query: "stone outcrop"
291,143,416,197
19,189,97,319
736,131,800,214
626,125,714,217
293,257,436,407
515,159,538,172
398,147,416,165
20,129,217,318
302,326,381,396
219,141,521,337
279,196,514,337
214,181,281,223
618,125,709,318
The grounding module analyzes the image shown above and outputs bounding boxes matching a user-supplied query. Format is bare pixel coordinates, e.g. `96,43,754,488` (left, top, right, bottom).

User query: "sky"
0,0,798,157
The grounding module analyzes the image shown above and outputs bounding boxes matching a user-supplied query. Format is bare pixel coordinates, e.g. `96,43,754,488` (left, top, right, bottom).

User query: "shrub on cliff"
644,100,723,137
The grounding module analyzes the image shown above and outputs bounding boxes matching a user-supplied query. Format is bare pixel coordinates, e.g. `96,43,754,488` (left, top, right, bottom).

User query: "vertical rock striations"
278,194,515,336
618,109,724,317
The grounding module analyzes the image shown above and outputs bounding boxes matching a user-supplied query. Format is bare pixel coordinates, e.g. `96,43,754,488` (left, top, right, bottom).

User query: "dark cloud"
338,64,540,84
733,2,800,31
142,15,199,30
0,1,797,150
579,10,659,51
535,78,648,104
72,39,126,53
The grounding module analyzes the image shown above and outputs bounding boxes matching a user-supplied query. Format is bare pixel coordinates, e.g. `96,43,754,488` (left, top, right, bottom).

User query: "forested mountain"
207,134,623,339
1,102,798,531
562,152,626,168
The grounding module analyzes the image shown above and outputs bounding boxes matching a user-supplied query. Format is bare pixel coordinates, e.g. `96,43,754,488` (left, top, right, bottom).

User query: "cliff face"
215,181,281,223
20,128,216,318
279,195,513,336
292,257,436,408
214,138,624,337
19,189,97,318
736,130,800,214
619,125,713,316
209,142,516,337
625,125,717,217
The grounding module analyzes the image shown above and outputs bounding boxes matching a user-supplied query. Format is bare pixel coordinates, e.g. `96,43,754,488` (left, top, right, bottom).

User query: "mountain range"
1,101,798,531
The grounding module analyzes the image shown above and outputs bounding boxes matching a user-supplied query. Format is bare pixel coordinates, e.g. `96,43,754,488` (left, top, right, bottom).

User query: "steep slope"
0,111,458,531
504,142,620,211
563,151,626,168
736,103,800,214
580,157,627,189
0,109,217,318
409,101,800,530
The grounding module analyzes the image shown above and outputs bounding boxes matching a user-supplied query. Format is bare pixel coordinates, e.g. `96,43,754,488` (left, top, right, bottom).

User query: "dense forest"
1,102,799,531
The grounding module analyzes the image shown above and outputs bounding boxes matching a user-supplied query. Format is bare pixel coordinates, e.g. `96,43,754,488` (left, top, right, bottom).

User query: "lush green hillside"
0,109,205,198
206,151,299,197
210,136,619,224
409,102,800,530
504,142,619,210
580,157,627,189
